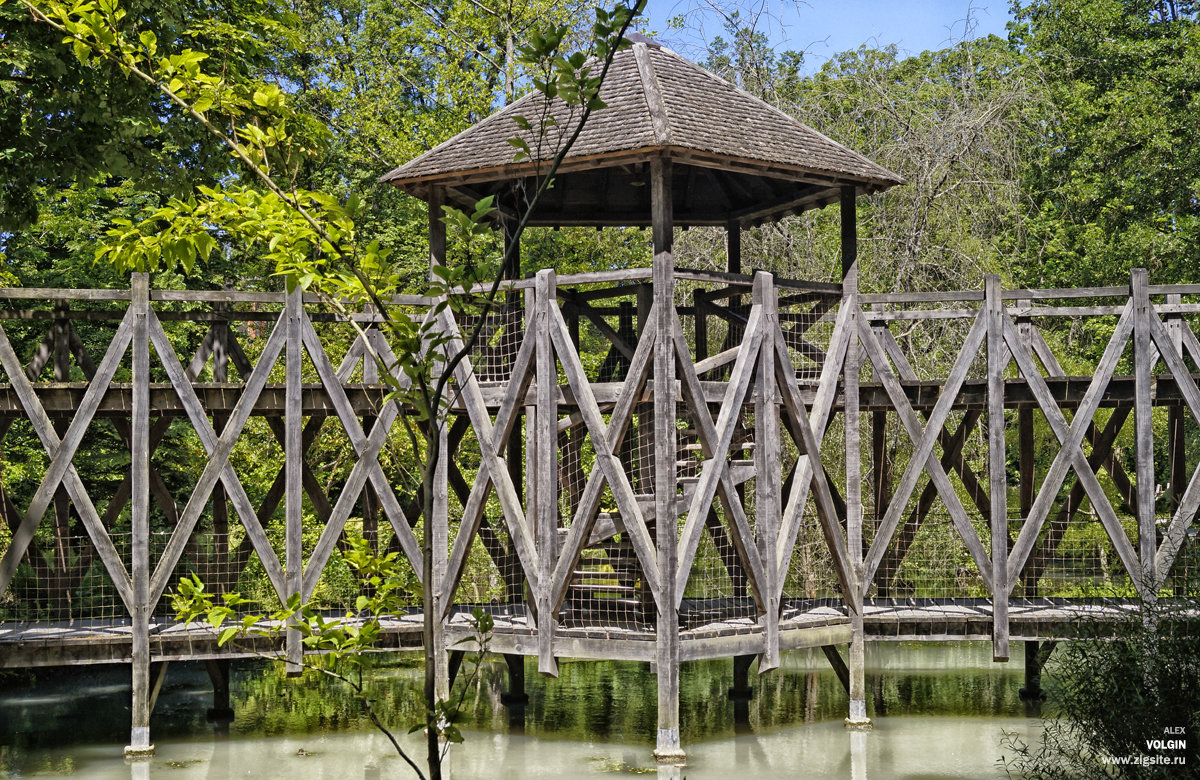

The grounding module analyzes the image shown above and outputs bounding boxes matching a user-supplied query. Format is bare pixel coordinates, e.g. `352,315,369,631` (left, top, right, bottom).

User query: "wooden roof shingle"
381,38,901,224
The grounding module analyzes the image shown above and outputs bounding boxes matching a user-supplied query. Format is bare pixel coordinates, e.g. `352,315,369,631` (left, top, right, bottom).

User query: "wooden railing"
0,267,1197,673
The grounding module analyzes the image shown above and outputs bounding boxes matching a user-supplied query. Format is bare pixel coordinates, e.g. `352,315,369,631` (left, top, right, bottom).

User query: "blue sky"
639,1,1013,71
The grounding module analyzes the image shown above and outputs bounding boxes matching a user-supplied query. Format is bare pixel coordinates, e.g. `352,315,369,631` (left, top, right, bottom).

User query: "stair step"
569,583,637,594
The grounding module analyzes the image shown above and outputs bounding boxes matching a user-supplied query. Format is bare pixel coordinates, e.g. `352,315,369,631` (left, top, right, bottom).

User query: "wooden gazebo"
382,35,901,761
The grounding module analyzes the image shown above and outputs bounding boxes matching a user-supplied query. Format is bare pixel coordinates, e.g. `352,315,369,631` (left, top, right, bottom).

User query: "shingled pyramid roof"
381,38,902,227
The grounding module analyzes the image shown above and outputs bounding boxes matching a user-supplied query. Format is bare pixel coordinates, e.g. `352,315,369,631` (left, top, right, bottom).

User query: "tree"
15,1,643,777
1010,0,1200,288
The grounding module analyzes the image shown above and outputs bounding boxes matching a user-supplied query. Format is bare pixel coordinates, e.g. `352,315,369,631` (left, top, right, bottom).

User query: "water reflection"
0,642,1038,779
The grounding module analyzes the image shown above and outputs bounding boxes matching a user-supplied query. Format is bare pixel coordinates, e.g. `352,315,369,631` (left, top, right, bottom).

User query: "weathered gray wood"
535,269,559,677
671,312,769,613
284,285,303,672
774,300,853,582
674,304,765,603
547,301,664,609
692,344,741,376
547,314,657,613
1142,308,1200,584
0,311,135,608
839,185,870,728
985,276,1009,661
145,308,289,604
861,308,980,322
650,154,683,762
871,324,992,520
67,326,189,546
756,273,781,671
771,327,859,603
1131,269,1156,600
1017,300,1037,569
859,290,984,305
675,268,842,297
1166,295,1186,587
0,287,132,301
874,409,983,594
560,293,636,361
441,330,536,609
437,308,540,600
1002,308,1142,589
128,273,153,753
1020,407,1130,591
298,315,421,596
860,312,993,590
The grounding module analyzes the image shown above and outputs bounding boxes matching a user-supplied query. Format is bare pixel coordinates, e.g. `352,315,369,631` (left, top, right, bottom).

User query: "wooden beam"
985,276,1009,661
535,269,558,677
650,154,684,763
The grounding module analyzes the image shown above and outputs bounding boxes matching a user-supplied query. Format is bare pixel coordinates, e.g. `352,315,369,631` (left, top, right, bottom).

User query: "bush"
1002,598,1200,778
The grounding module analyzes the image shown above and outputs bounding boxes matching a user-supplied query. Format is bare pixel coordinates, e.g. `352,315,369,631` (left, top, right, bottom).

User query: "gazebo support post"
427,190,450,704
651,155,685,764
841,186,871,729
126,272,154,757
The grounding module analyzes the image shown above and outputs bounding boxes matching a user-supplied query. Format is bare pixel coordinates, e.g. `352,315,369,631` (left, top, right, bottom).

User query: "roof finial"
627,31,662,49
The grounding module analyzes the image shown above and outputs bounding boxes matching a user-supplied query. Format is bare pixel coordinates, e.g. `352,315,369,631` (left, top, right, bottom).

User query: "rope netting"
452,298,526,384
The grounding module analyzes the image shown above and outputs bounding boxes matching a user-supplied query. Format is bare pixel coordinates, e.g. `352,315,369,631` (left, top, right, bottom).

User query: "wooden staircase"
561,425,757,621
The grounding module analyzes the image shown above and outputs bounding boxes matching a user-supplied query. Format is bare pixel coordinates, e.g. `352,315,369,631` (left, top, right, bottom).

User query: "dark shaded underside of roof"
380,40,902,228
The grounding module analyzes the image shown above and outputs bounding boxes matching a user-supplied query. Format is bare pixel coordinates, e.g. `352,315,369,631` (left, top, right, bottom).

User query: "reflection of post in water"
501,654,528,732
729,654,754,732
850,729,868,780
204,659,235,736
656,764,683,780
804,669,819,723
1020,640,1055,716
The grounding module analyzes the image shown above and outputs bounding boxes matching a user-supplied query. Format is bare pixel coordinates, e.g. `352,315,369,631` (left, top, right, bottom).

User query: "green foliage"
0,0,297,230
174,539,495,769
1012,0,1200,287
1002,599,1200,778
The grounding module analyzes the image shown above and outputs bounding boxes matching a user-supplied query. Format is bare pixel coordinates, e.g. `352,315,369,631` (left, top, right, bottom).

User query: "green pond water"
0,642,1044,778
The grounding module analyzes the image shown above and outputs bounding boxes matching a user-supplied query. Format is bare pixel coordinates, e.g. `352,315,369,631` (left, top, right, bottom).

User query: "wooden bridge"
0,264,1197,758
3,38,1198,762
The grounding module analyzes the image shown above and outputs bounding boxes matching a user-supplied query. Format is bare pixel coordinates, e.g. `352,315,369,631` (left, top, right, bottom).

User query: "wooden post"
1167,292,1186,594
535,268,559,677
501,653,528,706
840,186,870,728
1017,297,1037,680
204,659,234,722
428,186,446,283
433,418,450,700
426,195,451,705
985,275,1009,662
651,155,684,764
212,313,231,589
754,271,780,672
524,285,538,607
1132,268,1156,602
284,283,303,675
728,221,744,344
126,272,154,757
